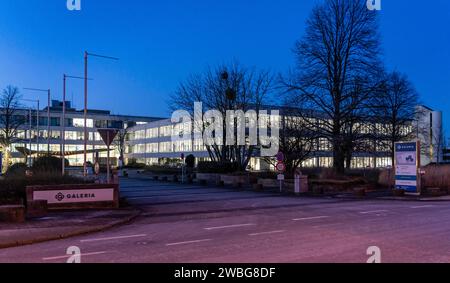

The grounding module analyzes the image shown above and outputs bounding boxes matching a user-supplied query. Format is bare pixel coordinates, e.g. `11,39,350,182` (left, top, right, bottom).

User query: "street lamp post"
83,51,119,177
24,88,51,155
22,98,40,159
28,108,32,166
63,74,90,175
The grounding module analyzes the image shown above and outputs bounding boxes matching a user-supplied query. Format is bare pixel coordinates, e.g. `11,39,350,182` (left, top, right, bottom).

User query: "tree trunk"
391,141,395,168
345,152,352,169
333,148,345,174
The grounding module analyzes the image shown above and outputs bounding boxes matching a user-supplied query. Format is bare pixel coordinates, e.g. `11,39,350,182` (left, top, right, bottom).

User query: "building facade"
1,100,161,168
125,105,442,170
415,105,444,165
3,102,442,171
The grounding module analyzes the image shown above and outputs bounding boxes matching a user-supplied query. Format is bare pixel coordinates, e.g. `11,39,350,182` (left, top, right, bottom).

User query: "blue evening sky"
0,0,449,134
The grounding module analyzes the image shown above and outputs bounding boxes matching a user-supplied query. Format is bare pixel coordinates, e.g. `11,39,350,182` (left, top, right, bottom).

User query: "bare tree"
0,86,25,172
434,130,445,164
341,78,380,169
373,71,419,166
264,108,316,173
170,62,273,171
283,0,383,174
114,127,129,169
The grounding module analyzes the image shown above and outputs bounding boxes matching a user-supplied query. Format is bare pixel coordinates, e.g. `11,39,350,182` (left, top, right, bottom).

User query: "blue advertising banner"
395,142,419,193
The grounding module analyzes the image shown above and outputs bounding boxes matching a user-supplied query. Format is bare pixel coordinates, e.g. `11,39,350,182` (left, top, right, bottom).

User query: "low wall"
310,179,363,193
284,176,309,193
26,184,120,210
220,175,249,185
258,179,279,188
196,173,221,183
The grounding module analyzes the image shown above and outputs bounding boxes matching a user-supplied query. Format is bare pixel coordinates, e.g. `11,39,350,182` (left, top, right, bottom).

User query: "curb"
328,195,450,202
0,209,142,250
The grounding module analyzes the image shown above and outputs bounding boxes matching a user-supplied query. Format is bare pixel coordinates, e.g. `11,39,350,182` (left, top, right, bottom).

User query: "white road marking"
80,234,147,243
292,216,329,221
42,251,107,261
410,205,435,209
313,223,342,229
249,230,285,236
359,210,389,214
204,224,256,230
166,239,212,246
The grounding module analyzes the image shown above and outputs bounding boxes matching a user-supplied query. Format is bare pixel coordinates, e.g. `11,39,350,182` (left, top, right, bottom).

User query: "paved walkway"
0,208,140,249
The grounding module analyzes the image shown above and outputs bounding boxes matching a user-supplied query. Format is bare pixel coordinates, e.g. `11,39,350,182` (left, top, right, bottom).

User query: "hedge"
197,161,239,174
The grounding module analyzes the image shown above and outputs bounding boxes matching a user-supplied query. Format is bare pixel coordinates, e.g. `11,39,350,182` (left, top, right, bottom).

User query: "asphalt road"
1,176,450,263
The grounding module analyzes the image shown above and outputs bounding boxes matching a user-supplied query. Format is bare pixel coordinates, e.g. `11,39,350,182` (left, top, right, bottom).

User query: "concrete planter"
427,188,445,197
27,200,48,218
257,178,278,188
0,205,25,223
393,189,405,196
196,173,221,183
310,179,362,194
220,175,249,186
353,188,366,197
253,184,264,191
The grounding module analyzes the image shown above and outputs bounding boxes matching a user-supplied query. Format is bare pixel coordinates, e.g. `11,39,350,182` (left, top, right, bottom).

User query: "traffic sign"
276,151,284,162
97,128,119,184
276,162,286,173
97,129,119,147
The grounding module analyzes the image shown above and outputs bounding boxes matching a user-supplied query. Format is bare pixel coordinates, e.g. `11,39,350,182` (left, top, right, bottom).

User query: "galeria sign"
33,189,114,204
26,184,120,210
394,141,420,193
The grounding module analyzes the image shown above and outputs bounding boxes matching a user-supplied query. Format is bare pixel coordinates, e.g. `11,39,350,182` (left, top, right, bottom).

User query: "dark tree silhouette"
0,86,25,172
373,71,419,166
170,62,273,171
284,0,383,173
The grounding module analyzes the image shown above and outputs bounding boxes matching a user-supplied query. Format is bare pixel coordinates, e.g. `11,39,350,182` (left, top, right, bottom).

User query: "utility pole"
63,74,88,175
28,109,32,166
83,51,119,177
23,88,51,155
21,98,40,160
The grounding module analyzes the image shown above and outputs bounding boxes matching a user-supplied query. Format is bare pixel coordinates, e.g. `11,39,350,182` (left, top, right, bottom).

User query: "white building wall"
415,105,444,165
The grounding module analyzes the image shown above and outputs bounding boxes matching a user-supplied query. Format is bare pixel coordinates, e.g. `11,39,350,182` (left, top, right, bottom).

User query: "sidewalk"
0,208,141,249
126,173,450,203
331,190,450,202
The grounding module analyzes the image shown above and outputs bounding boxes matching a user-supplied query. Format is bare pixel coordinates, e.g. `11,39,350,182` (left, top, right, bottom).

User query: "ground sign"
395,141,420,194
27,184,120,210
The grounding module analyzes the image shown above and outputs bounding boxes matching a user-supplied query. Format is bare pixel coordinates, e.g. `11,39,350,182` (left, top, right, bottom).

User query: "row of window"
130,119,414,143
129,140,206,154
10,143,118,156
11,130,103,141
132,156,393,170
1,117,124,129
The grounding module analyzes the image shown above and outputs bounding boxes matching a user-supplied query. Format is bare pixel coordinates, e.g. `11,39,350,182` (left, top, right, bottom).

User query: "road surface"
1,176,450,263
